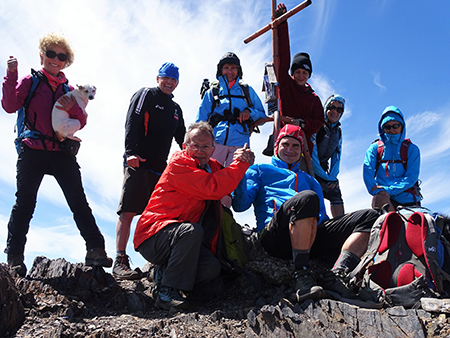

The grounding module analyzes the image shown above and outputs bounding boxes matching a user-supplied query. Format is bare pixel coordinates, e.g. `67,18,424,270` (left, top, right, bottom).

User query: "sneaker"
294,268,325,302
318,269,352,299
7,253,27,277
112,254,140,280
156,286,189,310
85,248,113,268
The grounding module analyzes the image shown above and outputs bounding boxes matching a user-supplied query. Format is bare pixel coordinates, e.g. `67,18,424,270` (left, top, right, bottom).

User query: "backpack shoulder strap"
210,81,221,114
238,79,253,108
400,139,411,170
374,139,384,173
23,69,42,110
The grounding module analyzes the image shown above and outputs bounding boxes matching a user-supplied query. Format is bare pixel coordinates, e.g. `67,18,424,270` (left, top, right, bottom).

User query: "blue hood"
378,106,406,143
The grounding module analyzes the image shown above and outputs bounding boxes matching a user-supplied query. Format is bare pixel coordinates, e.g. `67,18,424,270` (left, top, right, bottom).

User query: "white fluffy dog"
52,84,96,142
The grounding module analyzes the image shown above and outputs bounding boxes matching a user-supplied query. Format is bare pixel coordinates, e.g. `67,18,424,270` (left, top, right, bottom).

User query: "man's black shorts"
117,166,160,215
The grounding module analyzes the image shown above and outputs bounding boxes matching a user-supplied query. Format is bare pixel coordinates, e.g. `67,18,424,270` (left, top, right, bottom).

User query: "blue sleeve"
232,166,259,212
311,133,331,181
307,174,330,224
196,89,213,123
384,144,420,196
327,135,342,182
363,142,382,196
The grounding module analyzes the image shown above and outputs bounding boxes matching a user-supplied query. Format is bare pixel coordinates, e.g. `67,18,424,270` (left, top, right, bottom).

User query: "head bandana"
274,124,305,157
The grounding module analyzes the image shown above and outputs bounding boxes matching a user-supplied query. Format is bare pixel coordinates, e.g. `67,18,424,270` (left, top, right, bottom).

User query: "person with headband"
311,94,346,217
233,124,379,304
363,106,422,211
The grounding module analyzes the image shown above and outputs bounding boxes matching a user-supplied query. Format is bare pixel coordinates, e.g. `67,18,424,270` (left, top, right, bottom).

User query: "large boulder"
0,263,25,337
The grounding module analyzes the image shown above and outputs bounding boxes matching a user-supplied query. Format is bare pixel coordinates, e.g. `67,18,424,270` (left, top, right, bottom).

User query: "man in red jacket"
134,121,254,310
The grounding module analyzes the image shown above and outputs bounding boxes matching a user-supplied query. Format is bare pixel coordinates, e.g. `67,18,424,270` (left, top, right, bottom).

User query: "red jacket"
133,150,250,251
276,21,324,152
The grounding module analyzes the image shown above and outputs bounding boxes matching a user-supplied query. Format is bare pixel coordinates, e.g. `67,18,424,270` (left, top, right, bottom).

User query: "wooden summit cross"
244,0,312,74
243,0,313,170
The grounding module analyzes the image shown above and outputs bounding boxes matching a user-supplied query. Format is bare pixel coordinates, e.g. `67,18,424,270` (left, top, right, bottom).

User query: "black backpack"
199,78,256,133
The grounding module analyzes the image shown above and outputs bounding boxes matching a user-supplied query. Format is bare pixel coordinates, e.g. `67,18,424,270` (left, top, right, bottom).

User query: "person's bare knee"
341,232,370,257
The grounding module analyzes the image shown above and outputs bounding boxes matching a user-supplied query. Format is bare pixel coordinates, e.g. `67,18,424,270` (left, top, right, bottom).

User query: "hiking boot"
7,253,27,277
112,254,140,280
294,268,325,302
156,286,189,310
318,269,352,299
85,248,113,268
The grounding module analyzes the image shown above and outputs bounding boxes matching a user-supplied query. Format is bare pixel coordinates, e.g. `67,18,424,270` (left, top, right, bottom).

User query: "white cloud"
371,71,386,91
406,111,441,138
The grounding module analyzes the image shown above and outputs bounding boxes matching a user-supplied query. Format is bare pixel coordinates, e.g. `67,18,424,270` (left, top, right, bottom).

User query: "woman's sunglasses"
383,123,402,131
327,104,344,114
45,50,68,62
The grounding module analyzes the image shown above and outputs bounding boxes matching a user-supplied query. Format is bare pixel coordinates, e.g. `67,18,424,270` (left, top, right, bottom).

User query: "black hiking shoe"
294,268,325,303
7,253,27,277
85,248,113,268
156,286,189,311
318,269,352,299
262,134,275,157
112,254,140,280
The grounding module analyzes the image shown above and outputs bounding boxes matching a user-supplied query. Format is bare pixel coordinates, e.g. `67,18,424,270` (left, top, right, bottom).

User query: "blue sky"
1,0,450,271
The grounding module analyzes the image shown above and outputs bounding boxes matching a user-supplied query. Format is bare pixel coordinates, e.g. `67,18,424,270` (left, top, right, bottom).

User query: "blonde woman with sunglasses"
2,32,112,276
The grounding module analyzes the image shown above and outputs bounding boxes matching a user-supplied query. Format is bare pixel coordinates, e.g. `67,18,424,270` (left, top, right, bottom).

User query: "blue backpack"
14,69,69,154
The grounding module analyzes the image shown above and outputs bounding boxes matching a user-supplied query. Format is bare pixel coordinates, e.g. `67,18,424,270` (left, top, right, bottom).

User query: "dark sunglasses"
383,123,402,131
45,50,68,62
327,105,344,114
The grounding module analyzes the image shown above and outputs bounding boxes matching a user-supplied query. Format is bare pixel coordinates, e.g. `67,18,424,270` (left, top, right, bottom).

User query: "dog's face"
76,84,97,100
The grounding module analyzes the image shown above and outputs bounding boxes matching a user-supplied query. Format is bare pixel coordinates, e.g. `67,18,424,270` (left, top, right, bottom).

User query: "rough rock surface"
2,252,450,337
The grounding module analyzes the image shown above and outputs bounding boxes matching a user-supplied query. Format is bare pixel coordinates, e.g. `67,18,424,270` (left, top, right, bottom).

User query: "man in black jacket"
113,62,186,280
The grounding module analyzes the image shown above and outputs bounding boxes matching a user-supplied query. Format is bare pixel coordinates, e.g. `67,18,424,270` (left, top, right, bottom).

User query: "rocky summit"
2,252,450,337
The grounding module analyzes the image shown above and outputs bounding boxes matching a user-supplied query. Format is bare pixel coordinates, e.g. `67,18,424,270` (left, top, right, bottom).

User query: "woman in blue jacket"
311,94,345,217
196,52,266,167
363,106,422,211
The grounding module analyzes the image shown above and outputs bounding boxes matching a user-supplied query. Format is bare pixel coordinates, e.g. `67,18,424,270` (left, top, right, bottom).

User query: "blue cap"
158,62,179,81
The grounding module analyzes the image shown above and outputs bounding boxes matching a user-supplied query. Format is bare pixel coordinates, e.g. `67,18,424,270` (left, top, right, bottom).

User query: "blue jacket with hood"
232,155,329,233
363,106,421,205
196,75,266,147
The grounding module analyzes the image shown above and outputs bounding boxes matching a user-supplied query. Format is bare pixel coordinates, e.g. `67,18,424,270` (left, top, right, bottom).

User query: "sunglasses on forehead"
383,123,402,131
326,104,344,114
45,50,67,62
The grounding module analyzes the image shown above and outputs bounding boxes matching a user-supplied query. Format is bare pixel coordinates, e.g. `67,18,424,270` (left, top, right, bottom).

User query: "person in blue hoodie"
363,106,421,211
311,94,345,217
233,124,379,303
196,52,267,207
